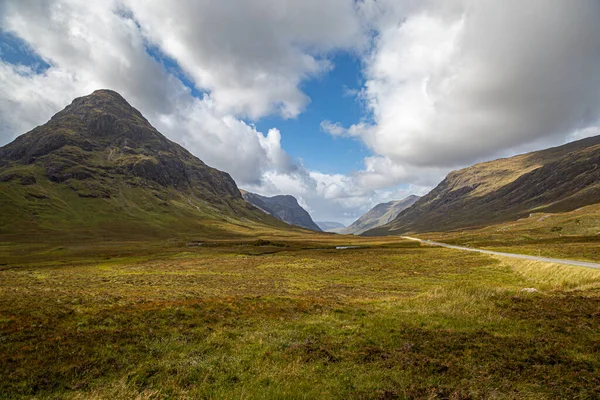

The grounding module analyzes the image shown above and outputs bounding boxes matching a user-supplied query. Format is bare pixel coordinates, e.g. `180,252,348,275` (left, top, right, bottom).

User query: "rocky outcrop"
241,191,322,231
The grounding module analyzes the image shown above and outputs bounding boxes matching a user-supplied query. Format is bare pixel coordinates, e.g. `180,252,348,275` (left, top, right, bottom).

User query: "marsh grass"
501,257,600,291
1,237,599,399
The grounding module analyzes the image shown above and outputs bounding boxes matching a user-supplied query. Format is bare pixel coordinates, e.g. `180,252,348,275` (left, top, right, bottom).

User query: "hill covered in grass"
367,135,600,235
342,195,420,235
241,190,322,231
0,89,289,242
421,202,600,263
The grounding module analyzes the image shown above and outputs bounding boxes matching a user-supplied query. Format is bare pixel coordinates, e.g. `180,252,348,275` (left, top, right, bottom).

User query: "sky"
1,0,599,225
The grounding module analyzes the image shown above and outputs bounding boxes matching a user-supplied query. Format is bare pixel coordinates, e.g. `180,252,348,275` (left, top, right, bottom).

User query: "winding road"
401,236,600,270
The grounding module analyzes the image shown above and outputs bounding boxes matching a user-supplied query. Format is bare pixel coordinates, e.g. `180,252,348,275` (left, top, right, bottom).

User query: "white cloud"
2,0,600,225
0,0,310,186
124,0,365,120
320,120,346,137
320,120,369,139
241,167,432,225
569,126,600,142
318,0,600,217
353,0,600,169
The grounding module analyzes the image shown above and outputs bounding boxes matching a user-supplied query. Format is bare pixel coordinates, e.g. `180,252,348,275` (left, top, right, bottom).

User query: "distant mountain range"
342,195,420,235
367,135,600,235
241,191,321,231
316,221,346,233
0,90,287,241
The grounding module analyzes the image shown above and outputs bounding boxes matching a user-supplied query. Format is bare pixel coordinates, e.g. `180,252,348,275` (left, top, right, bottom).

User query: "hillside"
342,195,420,235
422,202,600,262
0,89,288,242
367,135,600,235
316,221,346,233
241,191,321,231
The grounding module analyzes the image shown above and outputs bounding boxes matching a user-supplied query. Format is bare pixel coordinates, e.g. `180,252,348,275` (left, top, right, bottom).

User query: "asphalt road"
401,236,600,270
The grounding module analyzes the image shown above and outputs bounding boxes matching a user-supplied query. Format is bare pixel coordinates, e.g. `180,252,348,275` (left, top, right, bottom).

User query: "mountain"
316,221,346,233
366,135,600,235
0,89,288,241
342,195,420,235
241,191,321,231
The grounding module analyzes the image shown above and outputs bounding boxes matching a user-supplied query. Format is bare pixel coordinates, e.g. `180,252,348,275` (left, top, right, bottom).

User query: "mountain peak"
0,89,243,199
52,89,147,126
90,88,127,98
0,90,288,239
241,191,322,231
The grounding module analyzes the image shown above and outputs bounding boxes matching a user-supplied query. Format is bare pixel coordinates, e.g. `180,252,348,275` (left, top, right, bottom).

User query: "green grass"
424,203,600,262
0,166,301,245
1,237,599,399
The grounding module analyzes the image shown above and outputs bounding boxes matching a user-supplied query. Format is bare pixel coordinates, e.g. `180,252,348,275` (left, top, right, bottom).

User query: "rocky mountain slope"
342,195,420,235
0,89,288,241
316,221,346,233
241,191,321,231
366,135,600,235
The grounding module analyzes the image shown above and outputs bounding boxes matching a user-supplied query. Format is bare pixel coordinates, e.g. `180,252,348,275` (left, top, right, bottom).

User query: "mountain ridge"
366,134,600,235
316,221,346,232
241,190,322,231
342,195,420,235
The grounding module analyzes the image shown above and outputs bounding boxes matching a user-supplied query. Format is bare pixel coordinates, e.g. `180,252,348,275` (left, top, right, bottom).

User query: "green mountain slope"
366,135,600,235
342,195,420,235
0,90,289,242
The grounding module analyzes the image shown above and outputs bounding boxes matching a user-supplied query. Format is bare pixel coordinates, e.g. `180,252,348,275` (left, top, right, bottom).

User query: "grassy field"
1,235,600,399
423,203,600,263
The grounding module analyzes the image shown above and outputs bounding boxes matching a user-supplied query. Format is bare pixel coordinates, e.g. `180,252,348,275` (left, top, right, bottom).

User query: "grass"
0,166,294,243
423,203,600,262
1,235,599,399
499,257,600,291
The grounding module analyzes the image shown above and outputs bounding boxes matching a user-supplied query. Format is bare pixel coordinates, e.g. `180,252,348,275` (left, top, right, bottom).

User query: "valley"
1,89,599,399
2,234,600,399
2,0,600,397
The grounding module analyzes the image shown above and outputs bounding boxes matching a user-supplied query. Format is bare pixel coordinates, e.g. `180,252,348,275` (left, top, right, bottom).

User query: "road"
401,236,600,270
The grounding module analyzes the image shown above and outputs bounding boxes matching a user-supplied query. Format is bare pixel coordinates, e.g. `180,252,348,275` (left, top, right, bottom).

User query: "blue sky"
0,31,50,73
254,53,369,175
146,44,371,177
1,28,371,178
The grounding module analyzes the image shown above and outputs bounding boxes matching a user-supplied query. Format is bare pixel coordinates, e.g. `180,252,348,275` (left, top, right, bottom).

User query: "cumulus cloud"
241,165,432,224
353,0,600,168
320,120,368,138
0,0,324,186
124,0,365,120
320,120,346,137
2,0,600,224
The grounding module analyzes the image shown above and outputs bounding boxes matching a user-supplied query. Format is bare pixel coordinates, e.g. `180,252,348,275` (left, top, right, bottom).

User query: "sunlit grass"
500,257,600,291
1,236,599,399
424,203,600,262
